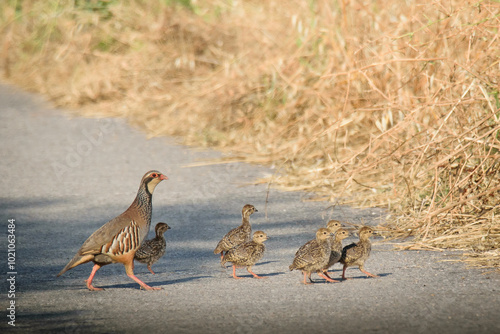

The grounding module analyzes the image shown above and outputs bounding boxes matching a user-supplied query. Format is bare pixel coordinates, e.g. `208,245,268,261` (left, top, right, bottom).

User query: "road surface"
0,82,498,333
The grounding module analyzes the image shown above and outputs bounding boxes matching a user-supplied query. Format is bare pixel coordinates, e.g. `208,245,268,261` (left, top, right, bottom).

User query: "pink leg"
303,271,313,285
322,270,340,283
147,265,156,275
360,268,379,278
247,266,266,279
86,264,104,291
128,273,161,290
125,262,161,290
220,253,227,268
232,265,244,279
318,272,336,283
342,264,352,280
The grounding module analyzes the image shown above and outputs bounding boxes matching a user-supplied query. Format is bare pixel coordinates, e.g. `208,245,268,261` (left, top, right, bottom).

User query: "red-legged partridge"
322,228,349,281
340,226,379,280
134,222,171,274
289,228,334,284
57,170,168,291
221,231,268,279
214,204,257,263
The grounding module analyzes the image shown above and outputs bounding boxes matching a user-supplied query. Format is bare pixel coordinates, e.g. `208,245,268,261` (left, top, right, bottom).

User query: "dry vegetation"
1,0,499,270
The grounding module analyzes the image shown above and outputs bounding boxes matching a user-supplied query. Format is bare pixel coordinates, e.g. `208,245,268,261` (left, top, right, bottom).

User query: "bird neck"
134,183,153,209
241,215,251,226
128,182,154,239
155,231,166,239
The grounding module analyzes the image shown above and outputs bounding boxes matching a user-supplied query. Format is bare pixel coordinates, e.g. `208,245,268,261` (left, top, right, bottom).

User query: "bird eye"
151,173,158,178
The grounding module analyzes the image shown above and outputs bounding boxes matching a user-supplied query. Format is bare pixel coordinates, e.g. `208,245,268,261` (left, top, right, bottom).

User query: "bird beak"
167,225,172,229
255,209,259,212
160,174,168,181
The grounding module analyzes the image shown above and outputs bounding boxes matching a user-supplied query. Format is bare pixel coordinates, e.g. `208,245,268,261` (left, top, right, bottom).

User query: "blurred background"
1,0,499,270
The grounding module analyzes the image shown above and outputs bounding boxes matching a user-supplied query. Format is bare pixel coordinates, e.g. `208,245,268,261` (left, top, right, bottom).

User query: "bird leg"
125,262,161,290
147,265,156,275
86,264,104,291
247,266,265,279
232,265,244,279
303,271,313,285
360,267,379,278
307,272,315,284
220,253,227,268
341,264,352,280
318,271,336,283
322,270,340,283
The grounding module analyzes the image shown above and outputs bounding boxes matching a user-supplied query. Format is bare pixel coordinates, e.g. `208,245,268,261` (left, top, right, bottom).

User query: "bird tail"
289,264,296,271
57,253,94,277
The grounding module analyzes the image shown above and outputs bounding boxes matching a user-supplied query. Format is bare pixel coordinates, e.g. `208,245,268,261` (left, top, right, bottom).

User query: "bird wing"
78,211,142,256
292,239,323,268
215,225,251,253
340,242,360,263
224,242,264,265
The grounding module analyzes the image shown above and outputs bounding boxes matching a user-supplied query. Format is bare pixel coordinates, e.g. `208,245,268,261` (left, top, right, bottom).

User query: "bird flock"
58,170,379,290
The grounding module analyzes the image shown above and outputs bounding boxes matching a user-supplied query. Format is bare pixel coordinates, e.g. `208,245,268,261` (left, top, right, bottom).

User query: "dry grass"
1,0,499,270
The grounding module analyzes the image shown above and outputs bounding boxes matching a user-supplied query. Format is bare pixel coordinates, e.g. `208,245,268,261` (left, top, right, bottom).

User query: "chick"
322,228,349,281
221,231,268,279
134,222,171,274
340,226,379,279
214,204,257,263
289,228,334,284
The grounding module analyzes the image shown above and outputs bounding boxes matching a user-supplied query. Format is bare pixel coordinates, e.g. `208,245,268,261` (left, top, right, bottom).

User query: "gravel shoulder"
0,82,498,334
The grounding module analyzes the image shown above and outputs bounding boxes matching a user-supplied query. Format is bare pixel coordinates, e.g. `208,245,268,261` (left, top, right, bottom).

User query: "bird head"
326,220,342,233
316,227,332,241
335,228,350,241
253,231,268,243
242,204,257,217
142,170,168,194
155,222,171,235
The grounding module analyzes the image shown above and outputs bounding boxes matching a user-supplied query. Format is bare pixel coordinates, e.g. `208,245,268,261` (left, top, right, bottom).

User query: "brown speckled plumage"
322,228,349,281
135,222,171,274
214,204,257,262
57,170,168,291
340,226,379,279
289,228,335,284
222,231,268,279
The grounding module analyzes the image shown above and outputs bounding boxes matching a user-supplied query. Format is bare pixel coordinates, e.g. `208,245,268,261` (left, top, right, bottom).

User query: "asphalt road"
0,82,499,333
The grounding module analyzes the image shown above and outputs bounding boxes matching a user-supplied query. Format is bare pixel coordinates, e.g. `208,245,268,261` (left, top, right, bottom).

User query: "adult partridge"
322,228,349,281
221,231,268,279
57,170,168,291
214,204,257,263
340,226,379,280
134,222,171,274
289,228,334,284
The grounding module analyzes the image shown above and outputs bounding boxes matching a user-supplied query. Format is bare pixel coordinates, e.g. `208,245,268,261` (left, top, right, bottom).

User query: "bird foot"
361,269,379,278
86,282,104,291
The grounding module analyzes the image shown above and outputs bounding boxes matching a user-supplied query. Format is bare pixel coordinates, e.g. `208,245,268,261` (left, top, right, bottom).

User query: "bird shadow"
98,275,211,289
255,260,280,266
341,272,392,280
158,275,212,286
227,271,285,279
